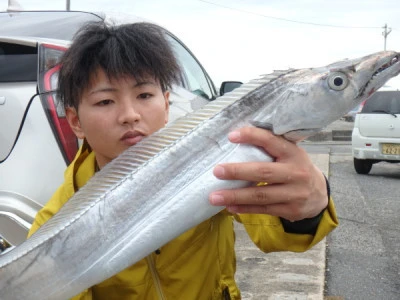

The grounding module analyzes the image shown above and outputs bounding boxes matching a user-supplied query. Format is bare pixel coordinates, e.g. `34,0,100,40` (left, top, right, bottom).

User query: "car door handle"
0,96,5,105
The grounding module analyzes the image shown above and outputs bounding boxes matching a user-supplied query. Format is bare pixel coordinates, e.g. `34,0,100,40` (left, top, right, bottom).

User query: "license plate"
382,143,400,155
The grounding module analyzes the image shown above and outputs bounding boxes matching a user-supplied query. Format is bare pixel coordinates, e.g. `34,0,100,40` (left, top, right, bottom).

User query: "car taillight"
38,43,78,165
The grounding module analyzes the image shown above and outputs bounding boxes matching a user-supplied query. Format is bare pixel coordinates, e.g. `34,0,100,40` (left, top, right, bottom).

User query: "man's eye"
97,99,112,106
138,93,152,100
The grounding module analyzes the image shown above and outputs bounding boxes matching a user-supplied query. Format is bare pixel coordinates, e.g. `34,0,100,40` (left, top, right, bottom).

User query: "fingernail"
228,130,241,142
214,165,225,178
210,193,225,206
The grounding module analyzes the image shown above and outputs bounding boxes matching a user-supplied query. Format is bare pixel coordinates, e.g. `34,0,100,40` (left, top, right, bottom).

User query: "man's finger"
213,161,308,184
229,127,299,160
209,184,309,207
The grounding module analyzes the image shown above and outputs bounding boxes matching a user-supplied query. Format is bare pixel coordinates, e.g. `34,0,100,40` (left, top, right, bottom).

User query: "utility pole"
66,0,70,11
7,0,23,11
382,23,392,51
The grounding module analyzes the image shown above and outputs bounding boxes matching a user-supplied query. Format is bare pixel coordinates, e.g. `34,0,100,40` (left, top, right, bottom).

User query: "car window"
362,91,400,114
167,36,216,100
0,42,37,82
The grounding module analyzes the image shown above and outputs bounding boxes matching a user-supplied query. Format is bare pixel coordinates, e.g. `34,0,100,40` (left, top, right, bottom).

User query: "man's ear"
65,107,85,139
164,91,170,124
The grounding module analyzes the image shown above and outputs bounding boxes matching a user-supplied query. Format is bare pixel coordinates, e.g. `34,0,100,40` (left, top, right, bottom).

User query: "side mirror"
219,81,243,96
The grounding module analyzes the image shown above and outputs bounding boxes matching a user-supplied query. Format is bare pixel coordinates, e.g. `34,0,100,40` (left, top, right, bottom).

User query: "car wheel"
353,158,372,174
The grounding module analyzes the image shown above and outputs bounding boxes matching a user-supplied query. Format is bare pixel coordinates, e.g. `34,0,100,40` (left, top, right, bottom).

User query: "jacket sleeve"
234,196,338,253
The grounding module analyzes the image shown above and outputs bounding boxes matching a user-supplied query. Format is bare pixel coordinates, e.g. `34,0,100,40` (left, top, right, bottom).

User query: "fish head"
262,51,400,141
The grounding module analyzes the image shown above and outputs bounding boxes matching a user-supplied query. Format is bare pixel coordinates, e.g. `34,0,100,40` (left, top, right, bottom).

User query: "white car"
352,89,400,174
0,10,241,251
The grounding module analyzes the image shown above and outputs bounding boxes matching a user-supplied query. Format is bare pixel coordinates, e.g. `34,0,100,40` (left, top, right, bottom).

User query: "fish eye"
328,72,349,91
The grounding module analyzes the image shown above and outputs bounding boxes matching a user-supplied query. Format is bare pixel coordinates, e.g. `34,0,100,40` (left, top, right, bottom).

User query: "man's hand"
209,127,328,221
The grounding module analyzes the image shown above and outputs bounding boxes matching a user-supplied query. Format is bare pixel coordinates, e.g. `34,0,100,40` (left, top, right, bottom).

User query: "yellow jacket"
28,144,338,300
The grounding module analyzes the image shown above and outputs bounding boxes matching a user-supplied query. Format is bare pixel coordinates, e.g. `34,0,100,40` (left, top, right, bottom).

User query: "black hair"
57,21,182,109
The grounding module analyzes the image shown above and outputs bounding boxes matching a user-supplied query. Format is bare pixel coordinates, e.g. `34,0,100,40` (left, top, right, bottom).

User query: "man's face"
66,68,170,169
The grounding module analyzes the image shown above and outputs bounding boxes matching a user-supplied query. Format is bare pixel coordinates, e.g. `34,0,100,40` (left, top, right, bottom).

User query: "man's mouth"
121,131,145,146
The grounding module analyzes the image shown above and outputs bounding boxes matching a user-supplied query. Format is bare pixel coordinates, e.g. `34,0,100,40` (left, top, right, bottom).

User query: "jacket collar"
64,139,97,195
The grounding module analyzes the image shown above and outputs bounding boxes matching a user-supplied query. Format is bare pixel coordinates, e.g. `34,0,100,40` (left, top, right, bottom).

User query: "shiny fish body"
1,51,399,299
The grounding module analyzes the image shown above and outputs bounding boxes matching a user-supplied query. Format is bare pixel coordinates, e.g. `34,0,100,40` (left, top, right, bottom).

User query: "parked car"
0,10,242,252
352,89,400,174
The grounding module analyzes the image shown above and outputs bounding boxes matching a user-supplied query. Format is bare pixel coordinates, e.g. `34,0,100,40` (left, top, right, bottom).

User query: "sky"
2,0,400,89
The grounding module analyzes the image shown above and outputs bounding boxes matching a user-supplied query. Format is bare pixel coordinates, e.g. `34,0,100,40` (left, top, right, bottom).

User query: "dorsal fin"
0,71,294,267
111,71,288,171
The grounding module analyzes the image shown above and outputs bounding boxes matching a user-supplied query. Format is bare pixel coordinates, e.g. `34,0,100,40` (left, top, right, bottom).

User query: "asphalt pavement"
234,120,354,299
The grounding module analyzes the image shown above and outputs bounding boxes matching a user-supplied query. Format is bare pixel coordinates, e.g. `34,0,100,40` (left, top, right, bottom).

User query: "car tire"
353,158,372,174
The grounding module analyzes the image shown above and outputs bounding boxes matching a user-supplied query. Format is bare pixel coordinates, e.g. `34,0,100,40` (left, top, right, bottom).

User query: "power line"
197,0,390,29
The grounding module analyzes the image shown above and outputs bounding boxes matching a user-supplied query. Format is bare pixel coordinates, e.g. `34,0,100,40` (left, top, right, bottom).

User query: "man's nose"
117,102,141,124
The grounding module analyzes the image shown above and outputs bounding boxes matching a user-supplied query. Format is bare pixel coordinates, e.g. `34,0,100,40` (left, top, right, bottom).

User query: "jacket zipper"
146,254,166,300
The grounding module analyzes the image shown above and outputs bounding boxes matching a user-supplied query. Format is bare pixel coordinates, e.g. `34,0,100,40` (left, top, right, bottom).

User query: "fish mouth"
359,53,400,98
377,54,399,72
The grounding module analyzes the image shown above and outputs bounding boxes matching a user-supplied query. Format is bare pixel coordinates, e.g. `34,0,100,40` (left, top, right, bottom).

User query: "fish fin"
248,123,321,143
74,71,289,202
118,73,285,170
250,121,274,131
3,73,286,266
283,128,322,142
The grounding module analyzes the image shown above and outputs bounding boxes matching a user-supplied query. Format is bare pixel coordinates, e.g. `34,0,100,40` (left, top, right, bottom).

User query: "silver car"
0,10,241,251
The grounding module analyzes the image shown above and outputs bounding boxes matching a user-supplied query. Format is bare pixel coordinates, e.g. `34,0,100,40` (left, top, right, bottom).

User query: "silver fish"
0,51,399,299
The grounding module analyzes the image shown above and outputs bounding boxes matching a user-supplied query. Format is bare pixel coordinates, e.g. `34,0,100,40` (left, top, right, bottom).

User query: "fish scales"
1,51,400,299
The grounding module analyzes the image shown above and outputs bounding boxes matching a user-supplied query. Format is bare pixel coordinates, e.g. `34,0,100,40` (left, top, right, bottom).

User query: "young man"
28,21,338,299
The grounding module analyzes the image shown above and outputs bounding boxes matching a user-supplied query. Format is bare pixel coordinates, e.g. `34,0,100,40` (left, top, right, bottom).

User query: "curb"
306,130,352,142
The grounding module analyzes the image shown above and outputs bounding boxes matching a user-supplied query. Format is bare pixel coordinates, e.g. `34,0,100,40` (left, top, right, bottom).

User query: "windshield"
0,11,103,40
362,91,400,114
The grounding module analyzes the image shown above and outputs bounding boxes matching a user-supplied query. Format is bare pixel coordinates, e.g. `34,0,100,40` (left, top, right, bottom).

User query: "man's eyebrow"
88,86,116,95
134,81,158,87
87,80,158,95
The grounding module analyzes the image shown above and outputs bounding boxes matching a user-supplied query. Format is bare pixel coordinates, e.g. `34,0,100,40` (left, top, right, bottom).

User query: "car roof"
0,10,148,41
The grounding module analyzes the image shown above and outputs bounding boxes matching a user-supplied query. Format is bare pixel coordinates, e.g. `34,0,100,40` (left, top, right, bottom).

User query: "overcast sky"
2,0,400,88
